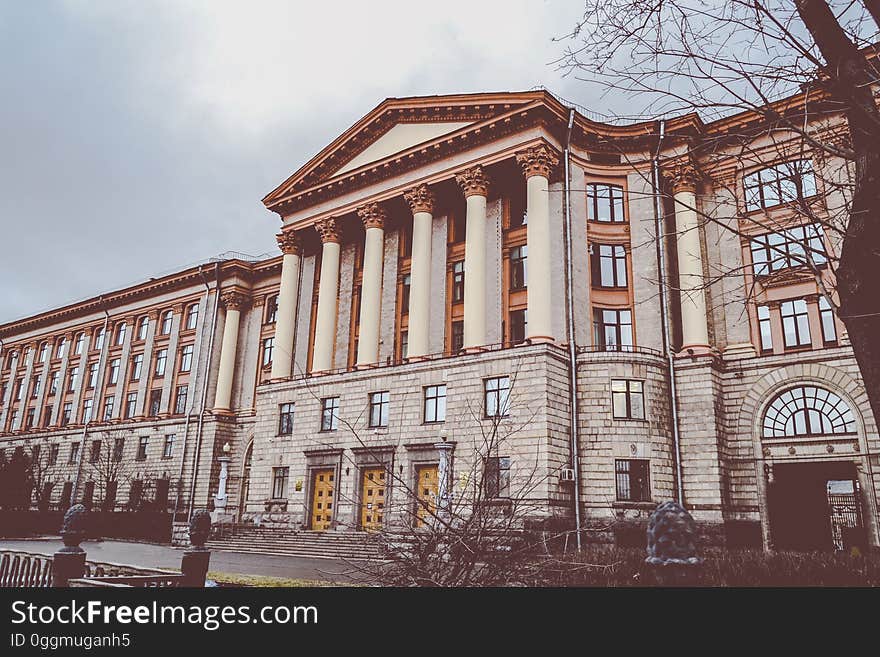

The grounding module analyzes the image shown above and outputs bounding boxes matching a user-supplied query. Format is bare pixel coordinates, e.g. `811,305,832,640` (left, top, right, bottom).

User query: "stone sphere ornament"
645,501,702,566
60,504,88,553
189,509,212,549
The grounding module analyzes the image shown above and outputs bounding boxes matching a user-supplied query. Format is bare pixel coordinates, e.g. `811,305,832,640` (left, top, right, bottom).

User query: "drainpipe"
187,261,222,518
171,264,210,521
71,302,110,507
562,107,583,550
651,120,685,505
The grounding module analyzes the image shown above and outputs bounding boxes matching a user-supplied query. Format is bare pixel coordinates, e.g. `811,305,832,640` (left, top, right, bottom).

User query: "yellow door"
360,467,386,531
415,464,439,527
310,468,335,531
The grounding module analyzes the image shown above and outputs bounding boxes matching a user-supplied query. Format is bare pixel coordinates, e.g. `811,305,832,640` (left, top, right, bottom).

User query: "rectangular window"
321,397,339,431
781,299,811,348
451,262,464,303
509,309,527,344
587,183,626,223
81,398,93,424
750,223,827,276
108,359,120,385
484,376,511,418
484,456,511,499
67,366,79,393
25,407,35,429
87,362,98,389
102,395,114,421
757,305,773,352
130,353,143,381
368,391,389,428
136,436,148,461
89,439,101,464
42,404,53,427
611,380,645,419
113,438,124,462
424,385,447,423
591,244,628,288
179,345,193,372
593,308,633,351
278,402,295,435
124,392,137,419
49,443,59,465
272,467,289,499
265,296,278,324
819,296,837,345
400,274,412,313
744,159,817,212
399,331,408,360
148,389,162,417
163,434,175,459
154,349,167,377
615,459,651,502
60,402,72,427
49,371,59,396
69,442,80,465
451,321,464,353
509,245,527,290
174,385,188,415
262,337,274,367
14,378,23,401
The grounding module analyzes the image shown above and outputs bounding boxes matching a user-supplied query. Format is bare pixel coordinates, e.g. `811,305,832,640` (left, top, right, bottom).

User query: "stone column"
271,231,303,380
435,440,454,521
0,349,20,429
158,308,181,415
403,184,435,358
356,203,387,366
456,166,491,349
517,144,559,342
665,162,710,352
14,342,38,430
111,315,136,419
49,332,74,426
213,291,247,413
312,217,342,372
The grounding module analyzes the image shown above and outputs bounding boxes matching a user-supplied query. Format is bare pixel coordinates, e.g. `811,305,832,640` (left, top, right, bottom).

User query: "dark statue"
189,509,212,549
645,500,702,566
59,504,88,553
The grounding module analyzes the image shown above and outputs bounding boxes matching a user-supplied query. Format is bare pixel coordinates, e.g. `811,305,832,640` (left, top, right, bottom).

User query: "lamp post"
214,441,231,514
434,430,453,523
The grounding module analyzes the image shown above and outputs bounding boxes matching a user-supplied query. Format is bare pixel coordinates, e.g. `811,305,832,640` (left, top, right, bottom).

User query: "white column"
403,184,435,358
0,349,20,430
517,144,559,342
356,203,387,366
213,291,247,412
312,217,342,372
49,332,74,426
14,343,37,430
271,231,303,379
456,166,491,349
111,315,136,419
667,164,710,352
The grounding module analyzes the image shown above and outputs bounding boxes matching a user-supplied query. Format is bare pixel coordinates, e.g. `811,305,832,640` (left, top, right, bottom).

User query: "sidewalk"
0,537,358,584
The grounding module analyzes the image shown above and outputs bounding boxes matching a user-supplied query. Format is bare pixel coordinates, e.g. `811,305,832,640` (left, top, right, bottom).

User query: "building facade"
1,91,877,551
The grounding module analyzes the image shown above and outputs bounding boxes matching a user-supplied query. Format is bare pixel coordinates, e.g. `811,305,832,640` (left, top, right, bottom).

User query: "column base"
675,344,714,357
353,362,381,371
525,335,556,344
722,342,758,360
211,408,236,419
461,345,488,354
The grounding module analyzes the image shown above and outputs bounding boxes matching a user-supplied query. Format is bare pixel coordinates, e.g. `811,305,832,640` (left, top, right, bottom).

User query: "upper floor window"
55,337,67,359
185,303,199,330
278,402,294,435
509,246,527,290
137,316,149,341
590,244,627,288
750,223,826,276
262,337,274,367
744,159,817,212
780,299,811,348
484,376,511,418
154,349,167,377
509,309,527,344
451,262,464,303
179,345,193,372
611,379,645,419
115,322,127,346
136,435,148,460
593,308,633,351
321,397,339,431
265,296,278,325
762,385,855,438
587,183,625,223
74,332,85,355
368,391,389,428
160,310,173,335
451,321,464,354
130,353,143,381
38,342,48,363
757,305,773,352
94,328,105,351
107,359,120,385
423,385,447,423
819,296,837,345
401,274,412,312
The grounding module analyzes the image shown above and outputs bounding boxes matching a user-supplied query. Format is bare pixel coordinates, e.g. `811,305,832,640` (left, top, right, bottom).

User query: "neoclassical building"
1,90,877,552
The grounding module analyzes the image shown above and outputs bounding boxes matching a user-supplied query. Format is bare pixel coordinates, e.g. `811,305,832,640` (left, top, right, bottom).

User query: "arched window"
115,322,127,346
185,303,199,330
161,310,173,335
74,332,85,355
137,316,150,341
762,385,856,438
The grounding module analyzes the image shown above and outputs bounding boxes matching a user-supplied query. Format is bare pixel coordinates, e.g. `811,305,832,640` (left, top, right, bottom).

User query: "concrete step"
206,529,387,561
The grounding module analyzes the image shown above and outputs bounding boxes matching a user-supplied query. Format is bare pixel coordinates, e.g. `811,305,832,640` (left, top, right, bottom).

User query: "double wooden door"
310,468,335,531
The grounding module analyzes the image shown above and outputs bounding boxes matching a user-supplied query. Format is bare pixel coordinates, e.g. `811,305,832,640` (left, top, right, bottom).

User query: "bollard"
645,501,702,586
53,505,88,587
181,509,212,587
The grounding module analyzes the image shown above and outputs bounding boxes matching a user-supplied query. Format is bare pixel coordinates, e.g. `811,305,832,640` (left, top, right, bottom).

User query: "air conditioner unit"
559,468,575,483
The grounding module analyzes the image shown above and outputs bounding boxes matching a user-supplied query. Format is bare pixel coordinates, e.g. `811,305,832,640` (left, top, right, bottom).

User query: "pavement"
0,537,359,584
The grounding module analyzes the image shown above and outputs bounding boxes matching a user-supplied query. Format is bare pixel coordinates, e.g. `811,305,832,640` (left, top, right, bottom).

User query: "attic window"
589,152,622,165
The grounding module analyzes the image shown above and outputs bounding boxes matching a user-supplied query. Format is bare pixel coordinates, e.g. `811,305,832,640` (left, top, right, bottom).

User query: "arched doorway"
238,441,253,522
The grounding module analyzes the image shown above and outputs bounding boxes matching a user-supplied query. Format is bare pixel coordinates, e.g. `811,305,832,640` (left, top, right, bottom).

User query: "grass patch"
206,571,351,587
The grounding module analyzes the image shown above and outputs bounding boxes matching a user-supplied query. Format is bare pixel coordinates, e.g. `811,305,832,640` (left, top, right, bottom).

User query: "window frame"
321,396,340,431
611,379,645,420
278,402,295,436
368,391,390,428
423,384,447,424
484,376,511,419
615,459,651,502
587,183,626,223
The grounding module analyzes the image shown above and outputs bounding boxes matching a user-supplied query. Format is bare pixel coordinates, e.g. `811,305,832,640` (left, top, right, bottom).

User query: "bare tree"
556,0,880,425
84,429,134,511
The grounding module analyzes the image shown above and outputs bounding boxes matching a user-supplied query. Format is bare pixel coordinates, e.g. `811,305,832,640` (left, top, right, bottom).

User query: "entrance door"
310,468,335,531
360,467,386,531
414,464,439,527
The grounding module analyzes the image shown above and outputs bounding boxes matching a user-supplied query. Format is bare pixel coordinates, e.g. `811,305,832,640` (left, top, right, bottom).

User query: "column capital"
455,165,490,198
403,184,435,214
516,144,559,179
314,217,342,244
276,230,303,255
356,202,387,230
220,290,249,311
663,160,701,193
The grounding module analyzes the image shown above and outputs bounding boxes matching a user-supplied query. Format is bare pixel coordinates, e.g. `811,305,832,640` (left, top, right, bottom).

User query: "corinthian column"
214,291,248,413
403,184,435,358
456,165,490,349
312,217,342,372
516,144,559,342
355,203,386,366
665,162,710,352
271,230,302,379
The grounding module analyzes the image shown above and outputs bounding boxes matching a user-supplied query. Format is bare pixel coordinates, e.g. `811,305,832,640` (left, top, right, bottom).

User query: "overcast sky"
0,1,594,324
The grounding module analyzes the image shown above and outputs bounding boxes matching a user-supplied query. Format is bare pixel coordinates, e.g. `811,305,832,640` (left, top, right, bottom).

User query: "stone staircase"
206,526,387,561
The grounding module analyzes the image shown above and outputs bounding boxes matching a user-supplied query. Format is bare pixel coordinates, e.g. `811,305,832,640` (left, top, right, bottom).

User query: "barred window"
587,183,626,223
750,223,826,276
615,459,651,502
762,386,855,438
744,159,817,212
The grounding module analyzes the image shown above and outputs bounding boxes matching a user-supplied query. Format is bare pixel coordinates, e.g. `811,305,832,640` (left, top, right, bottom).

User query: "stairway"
206,526,387,561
